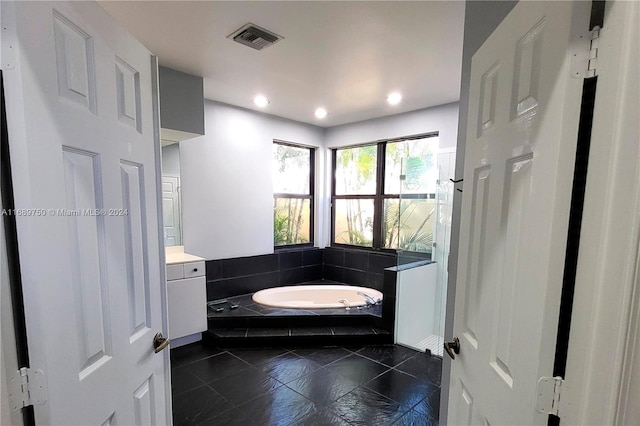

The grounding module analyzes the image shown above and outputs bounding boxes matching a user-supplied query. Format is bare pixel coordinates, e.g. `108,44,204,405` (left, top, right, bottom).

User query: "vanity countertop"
165,246,205,265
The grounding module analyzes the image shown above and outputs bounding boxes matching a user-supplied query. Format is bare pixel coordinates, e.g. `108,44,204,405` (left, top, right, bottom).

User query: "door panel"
2,2,169,424
452,379,476,426
53,9,98,113
448,1,590,424
462,166,490,350
121,160,153,338
490,153,533,388
133,377,155,425
62,147,112,376
115,57,142,131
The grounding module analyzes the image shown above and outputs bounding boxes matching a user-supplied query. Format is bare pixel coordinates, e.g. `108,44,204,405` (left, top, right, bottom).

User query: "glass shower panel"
391,137,457,356
393,137,442,353
384,198,436,252
387,137,439,260
428,151,456,356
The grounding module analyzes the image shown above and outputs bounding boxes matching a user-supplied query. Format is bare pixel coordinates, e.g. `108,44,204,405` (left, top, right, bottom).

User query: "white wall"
180,101,324,260
180,100,458,260
161,143,181,176
323,102,459,149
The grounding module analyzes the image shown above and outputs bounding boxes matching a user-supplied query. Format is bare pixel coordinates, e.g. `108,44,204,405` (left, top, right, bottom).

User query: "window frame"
330,132,438,252
272,140,315,249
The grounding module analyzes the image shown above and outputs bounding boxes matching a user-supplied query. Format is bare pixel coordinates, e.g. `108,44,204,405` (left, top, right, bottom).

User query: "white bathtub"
252,285,383,309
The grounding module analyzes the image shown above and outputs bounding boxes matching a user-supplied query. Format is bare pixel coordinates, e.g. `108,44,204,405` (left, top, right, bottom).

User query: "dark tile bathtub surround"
211,293,383,319
206,247,323,301
210,272,280,300
222,254,279,278
345,249,368,270
204,247,431,342
206,246,408,302
303,248,323,265
207,285,390,347
397,251,432,266
279,250,303,269
323,247,397,292
382,269,399,332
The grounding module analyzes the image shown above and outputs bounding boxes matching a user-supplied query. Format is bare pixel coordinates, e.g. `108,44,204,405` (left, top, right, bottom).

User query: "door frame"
1,73,25,426
443,0,639,424
561,0,640,423
150,54,173,425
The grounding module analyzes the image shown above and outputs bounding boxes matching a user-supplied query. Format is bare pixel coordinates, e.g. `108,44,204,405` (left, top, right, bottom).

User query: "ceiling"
100,1,465,128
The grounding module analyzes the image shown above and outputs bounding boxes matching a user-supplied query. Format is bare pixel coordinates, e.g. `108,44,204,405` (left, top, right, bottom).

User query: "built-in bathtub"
252,285,383,309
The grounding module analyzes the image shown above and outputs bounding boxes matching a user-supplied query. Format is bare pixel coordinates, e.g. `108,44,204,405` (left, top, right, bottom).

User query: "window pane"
335,145,377,195
383,198,436,253
272,144,310,194
384,137,439,195
274,198,311,246
334,199,374,247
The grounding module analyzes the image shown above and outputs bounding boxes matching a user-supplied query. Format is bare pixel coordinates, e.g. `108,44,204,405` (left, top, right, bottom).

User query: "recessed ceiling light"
387,92,402,105
253,95,270,107
314,108,328,119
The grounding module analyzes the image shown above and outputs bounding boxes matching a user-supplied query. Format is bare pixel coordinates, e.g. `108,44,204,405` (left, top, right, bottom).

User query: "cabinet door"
168,277,207,338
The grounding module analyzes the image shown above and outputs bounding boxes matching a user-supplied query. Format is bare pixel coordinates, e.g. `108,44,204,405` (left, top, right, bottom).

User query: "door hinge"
1,4,17,70
587,26,600,78
535,376,564,417
570,25,600,79
8,367,48,411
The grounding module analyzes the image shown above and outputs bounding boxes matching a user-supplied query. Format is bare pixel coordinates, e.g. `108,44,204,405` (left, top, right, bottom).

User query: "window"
272,141,314,246
333,145,377,247
332,135,438,253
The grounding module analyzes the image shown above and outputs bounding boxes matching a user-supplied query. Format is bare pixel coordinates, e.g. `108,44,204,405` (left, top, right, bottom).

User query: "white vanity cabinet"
166,251,207,344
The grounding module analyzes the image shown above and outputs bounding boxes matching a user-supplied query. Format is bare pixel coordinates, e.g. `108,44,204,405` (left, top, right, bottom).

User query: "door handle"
153,332,170,353
444,337,460,360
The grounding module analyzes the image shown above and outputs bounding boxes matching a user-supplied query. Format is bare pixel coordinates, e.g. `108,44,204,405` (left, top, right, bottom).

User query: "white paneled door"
447,1,591,424
2,2,170,424
162,175,182,247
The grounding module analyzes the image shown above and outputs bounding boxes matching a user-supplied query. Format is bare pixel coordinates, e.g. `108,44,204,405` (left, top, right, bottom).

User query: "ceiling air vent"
227,23,283,51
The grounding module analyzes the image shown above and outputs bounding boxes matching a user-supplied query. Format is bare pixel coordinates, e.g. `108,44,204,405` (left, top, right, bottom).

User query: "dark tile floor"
171,342,441,425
